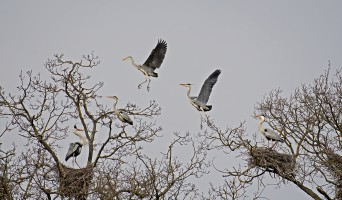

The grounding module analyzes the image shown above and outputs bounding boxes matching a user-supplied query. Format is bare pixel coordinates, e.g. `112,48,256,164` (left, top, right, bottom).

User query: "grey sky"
1,1,341,199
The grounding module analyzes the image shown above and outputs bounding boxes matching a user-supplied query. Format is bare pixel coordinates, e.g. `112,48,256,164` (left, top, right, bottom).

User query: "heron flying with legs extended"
122,39,167,91
180,69,221,127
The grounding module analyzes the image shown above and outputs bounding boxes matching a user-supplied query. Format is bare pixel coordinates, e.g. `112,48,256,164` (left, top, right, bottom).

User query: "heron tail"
150,72,158,77
206,105,212,111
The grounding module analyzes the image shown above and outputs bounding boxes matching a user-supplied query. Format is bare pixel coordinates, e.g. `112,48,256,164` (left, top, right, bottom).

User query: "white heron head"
122,56,133,62
179,83,193,88
73,125,84,133
73,125,87,145
106,96,118,101
254,114,265,121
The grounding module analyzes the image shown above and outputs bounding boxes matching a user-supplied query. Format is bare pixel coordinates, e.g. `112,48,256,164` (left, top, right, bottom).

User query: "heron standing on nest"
254,115,284,148
65,125,88,167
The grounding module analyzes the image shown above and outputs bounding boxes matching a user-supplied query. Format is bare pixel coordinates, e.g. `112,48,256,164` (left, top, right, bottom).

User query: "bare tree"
0,54,209,199
204,65,342,200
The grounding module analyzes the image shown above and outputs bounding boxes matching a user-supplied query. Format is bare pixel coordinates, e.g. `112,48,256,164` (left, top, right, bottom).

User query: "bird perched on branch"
65,125,88,167
254,115,284,148
106,96,133,125
180,69,221,127
122,39,167,91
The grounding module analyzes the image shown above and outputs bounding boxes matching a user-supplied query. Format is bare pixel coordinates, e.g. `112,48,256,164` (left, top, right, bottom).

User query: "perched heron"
106,96,133,125
180,69,221,126
254,115,284,148
122,39,167,91
65,125,88,167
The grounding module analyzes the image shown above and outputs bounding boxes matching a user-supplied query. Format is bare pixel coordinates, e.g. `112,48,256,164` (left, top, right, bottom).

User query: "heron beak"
122,57,129,61
106,96,113,99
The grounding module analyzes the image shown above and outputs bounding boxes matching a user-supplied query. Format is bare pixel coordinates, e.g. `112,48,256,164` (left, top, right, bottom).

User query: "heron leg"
75,158,80,168
138,75,148,89
146,77,151,91
199,108,207,129
270,141,278,149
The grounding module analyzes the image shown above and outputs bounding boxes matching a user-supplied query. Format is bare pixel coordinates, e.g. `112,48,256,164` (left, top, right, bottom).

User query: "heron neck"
258,118,265,130
113,98,120,115
75,132,87,145
129,57,140,69
186,85,192,99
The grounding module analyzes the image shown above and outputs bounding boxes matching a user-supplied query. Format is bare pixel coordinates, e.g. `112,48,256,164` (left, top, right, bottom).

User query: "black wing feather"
143,39,167,69
197,69,221,104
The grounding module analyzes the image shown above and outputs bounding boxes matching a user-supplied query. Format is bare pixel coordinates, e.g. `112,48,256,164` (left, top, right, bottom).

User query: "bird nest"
322,150,342,199
58,164,93,200
248,147,296,179
0,176,12,199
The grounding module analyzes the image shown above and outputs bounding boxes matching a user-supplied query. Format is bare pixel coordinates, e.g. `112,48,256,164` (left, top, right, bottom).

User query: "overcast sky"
1,1,342,199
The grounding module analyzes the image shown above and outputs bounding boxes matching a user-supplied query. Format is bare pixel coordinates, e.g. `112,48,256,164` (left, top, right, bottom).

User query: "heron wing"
196,69,221,104
65,143,78,161
119,110,133,125
263,128,284,142
143,39,167,69
65,142,83,161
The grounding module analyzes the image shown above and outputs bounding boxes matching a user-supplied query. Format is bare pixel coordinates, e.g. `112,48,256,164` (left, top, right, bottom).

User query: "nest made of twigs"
0,176,12,199
58,164,93,200
323,150,342,199
248,147,296,179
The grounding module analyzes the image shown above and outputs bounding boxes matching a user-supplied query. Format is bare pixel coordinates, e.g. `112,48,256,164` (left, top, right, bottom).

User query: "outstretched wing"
143,39,167,69
197,69,221,104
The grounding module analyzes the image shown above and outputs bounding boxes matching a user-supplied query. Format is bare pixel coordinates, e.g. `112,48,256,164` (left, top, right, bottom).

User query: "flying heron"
65,125,88,167
180,69,221,127
106,96,133,125
254,115,284,148
122,39,167,91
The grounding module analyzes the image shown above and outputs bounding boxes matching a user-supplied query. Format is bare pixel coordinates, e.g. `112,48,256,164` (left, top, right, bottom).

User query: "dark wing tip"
207,69,221,82
158,39,167,46
212,69,221,76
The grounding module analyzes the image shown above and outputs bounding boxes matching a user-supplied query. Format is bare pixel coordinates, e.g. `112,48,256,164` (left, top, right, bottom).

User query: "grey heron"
106,96,133,125
254,115,284,148
180,69,221,126
65,125,88,167
122,39,167,91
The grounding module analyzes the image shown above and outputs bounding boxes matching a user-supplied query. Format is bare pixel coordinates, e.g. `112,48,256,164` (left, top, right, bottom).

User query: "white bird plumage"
122,39,167,91
106,96,133,125
254,115,284,148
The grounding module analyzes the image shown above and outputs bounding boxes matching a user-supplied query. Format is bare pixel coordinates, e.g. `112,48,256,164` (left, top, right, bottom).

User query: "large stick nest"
322,150,342,199
248,147,296,179
0,176,12,199
58,164,93,200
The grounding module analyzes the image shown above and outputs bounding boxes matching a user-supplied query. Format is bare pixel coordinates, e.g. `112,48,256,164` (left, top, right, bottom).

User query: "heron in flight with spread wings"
180,69,221,126
65,125,88,167
106,96,133,125
254,115,284,148
122,39,167,91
